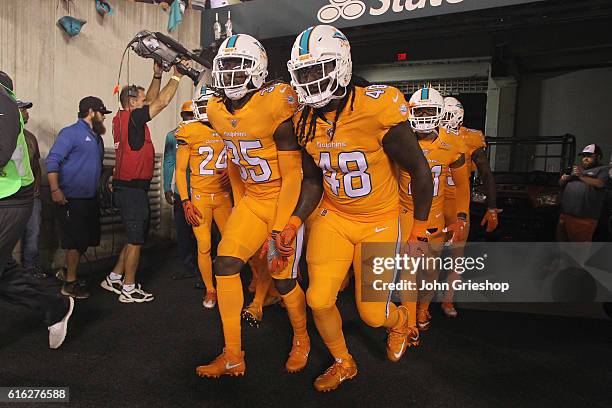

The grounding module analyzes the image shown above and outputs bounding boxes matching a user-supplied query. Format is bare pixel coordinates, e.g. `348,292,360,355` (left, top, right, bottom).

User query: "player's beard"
92,117,106,135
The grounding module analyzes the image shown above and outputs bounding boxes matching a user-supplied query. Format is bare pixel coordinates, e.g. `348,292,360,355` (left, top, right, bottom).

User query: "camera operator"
101,61,190,303
0,71,73,349
557,144,611,242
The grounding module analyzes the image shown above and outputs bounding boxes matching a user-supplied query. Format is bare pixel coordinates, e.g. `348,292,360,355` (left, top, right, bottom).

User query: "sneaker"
387,306,410,363
100,275,123,295
441,302,458,318
285,336,310,373
55,267,67,282
196,349,246,378
417,308,431,331
61,281,90,299
48,297,74,349
407,326,420,348
314,356,358,392
119,284,154,303
241,302,263,328
203,290,217,309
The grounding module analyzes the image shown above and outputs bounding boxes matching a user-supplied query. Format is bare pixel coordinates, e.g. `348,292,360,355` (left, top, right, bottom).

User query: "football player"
403,88,471,330
441,96,500,317
284,25,433,392
195,34,309,378
175,87,231,309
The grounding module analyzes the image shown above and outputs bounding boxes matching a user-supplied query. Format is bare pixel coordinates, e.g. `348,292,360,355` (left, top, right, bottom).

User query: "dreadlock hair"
295,79,364,147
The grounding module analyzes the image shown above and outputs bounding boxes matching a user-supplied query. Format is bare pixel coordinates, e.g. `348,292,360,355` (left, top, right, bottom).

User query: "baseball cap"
579,144,602,156
79,96,112,115
181,100,194,113
17,100,33,109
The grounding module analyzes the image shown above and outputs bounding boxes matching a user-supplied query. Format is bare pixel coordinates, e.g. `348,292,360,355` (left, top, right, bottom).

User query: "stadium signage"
201,0,544,44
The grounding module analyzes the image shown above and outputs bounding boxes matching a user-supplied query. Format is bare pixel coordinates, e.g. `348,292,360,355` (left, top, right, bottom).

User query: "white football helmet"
212,34,268,100
442,96,464,132
408,87,445,133
287,25,352,108
192,85,216,122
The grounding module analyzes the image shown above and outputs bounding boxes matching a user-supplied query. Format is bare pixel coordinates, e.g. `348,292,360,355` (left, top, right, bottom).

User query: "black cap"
17,100,33,109
79,96,112,115
0,71,13,91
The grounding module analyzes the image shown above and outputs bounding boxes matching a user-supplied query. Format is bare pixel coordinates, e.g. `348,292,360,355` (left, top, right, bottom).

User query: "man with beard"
46,96,110,298
558,144,611,242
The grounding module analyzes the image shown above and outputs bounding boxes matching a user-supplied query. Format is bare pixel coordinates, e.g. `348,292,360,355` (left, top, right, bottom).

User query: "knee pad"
357,304,387,328
306,286,336,311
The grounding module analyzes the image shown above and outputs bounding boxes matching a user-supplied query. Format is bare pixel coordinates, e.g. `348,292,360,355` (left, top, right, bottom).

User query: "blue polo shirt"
46,119,104,198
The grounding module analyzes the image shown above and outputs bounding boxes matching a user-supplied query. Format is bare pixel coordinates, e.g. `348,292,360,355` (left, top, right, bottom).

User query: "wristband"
51,188,60,193
153,75,162,79
170,75,181,82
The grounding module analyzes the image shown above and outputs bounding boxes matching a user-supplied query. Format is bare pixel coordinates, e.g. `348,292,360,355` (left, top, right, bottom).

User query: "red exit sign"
396,53,407,61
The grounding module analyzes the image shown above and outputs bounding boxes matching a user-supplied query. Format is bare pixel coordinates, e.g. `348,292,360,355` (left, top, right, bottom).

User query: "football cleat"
386,306,410,362
407,326,420,348
203,290,217,309
241,302,263,328
314,356,358,392
441,302,458,318
285,336,310,373
196,349,246,378
417,308,432,331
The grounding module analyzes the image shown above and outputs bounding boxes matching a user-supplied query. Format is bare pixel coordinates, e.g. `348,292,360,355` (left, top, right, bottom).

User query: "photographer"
557,144,611,242
0,71,73,349
101,61,189,303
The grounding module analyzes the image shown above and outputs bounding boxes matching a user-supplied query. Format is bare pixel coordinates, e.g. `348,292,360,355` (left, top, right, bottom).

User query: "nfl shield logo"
231,119,238,128
326,127,334,138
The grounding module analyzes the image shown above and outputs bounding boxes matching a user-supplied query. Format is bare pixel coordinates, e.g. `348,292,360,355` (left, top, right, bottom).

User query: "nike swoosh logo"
375,227,388,233
393,93,399,103
410,336,419,342
394,340,406,358
280,87,287,93
339,375,346,381
225,362,242,369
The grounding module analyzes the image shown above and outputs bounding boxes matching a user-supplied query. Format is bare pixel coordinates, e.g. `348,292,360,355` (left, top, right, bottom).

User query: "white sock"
123,283,135,292
109,272,123,281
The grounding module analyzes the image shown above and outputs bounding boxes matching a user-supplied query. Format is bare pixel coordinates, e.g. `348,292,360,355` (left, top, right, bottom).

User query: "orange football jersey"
399,134,463,227
297,85,409,222
175,121,229,195
207,82,298,199
457,126,486,173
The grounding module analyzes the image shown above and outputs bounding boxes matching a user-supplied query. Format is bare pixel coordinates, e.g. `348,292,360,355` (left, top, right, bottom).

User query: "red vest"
112,110,154,184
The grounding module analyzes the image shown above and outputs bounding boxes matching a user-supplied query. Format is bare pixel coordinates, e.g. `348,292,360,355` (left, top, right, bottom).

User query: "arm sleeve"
0,91,20,168
45,130,73,173
450,162,470,217
128,106,151,151
163,131,176,192
175,140,190,201
272,150,303,232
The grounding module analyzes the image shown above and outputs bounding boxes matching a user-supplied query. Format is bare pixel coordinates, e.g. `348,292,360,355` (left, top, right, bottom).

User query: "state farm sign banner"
201,0,545,44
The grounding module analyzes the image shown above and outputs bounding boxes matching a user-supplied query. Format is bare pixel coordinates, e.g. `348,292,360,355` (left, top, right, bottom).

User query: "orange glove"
275,216,302,258
406,219,430,258
444,217,468,244
481,208,502,232
259,232,289,274
182,200,202,227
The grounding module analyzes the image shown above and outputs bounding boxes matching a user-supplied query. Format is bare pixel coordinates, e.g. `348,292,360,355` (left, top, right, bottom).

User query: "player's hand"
275,216,302,258
404,219,430,259
182,200,202,226
444,217,468,244
260,232,288,274
480,208,502,233
164,191,175,206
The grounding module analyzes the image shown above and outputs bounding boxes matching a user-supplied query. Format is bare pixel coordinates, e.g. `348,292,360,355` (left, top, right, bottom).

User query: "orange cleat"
314,356,358,392
285,336,310,373
386,306,410,362
202,290,217,309
196,349,246,378
241,302,263,328
417,308,431,331
407,325,420,348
